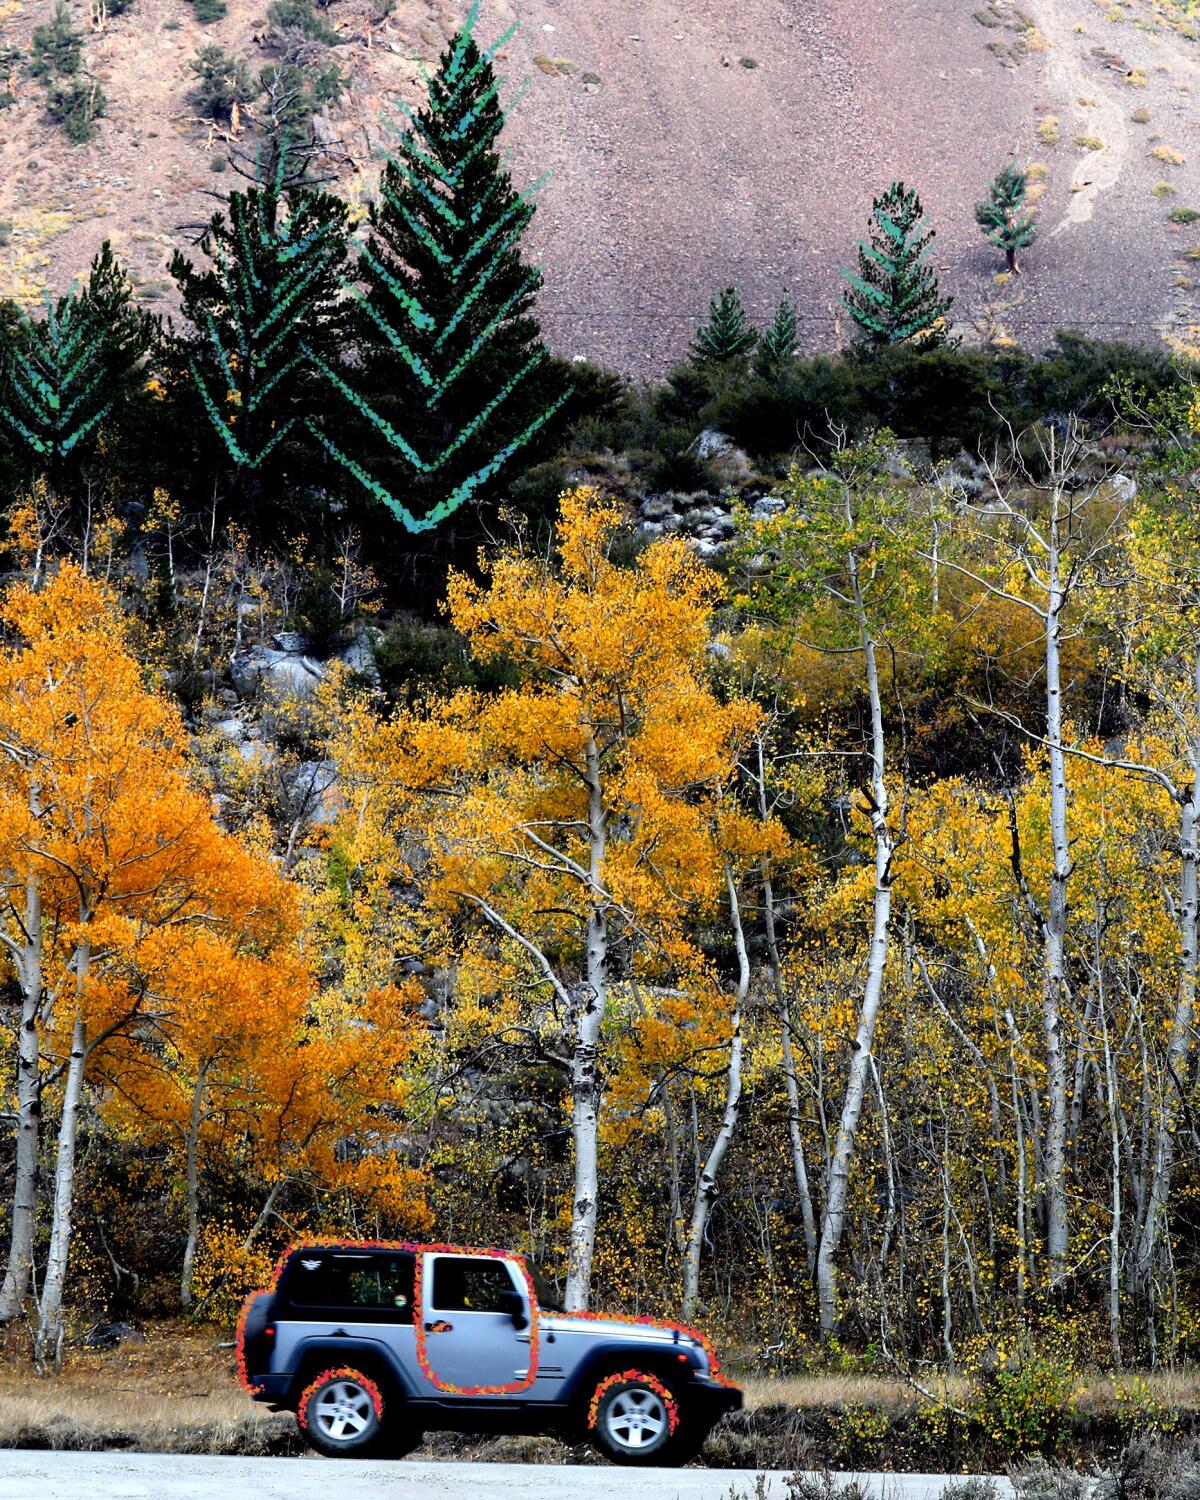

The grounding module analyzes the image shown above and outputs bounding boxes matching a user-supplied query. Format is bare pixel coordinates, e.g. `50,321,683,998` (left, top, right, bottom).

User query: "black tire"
296,1366,386,1458
588,1372,688,1467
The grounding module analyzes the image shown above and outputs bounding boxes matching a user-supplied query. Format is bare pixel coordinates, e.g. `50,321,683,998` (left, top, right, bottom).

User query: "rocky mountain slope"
0,0,1199,374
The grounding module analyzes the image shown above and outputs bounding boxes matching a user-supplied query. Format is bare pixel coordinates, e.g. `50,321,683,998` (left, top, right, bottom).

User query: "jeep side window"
430,1255,519,1313
284,1253,415,1321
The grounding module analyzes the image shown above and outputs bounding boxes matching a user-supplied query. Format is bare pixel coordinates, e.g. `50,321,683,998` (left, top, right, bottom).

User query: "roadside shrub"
784,1475,875,1500
971,1354,1077,1456
941,1482,1003,1500
1170,206,1200,224
1113,1375,1179,1437
1095,1435,1200,1499
1010,1459,1090,1500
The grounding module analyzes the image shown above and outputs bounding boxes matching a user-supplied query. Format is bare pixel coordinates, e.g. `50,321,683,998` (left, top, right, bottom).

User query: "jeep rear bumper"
247,1373,292,1406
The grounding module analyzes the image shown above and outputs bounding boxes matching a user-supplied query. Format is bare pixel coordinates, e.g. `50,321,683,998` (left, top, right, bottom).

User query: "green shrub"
189,43,259,120
192,0,228,23
27,1,83,80
46,75,105,142
972,1353,1077,1455
1170,206,1200,223
1010,1459,1090,1500
374,615,516,706
941,1482,1003,1500
267,0,340,44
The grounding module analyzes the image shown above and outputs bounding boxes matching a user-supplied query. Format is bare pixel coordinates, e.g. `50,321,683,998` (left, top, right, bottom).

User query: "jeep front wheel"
588,1371,684,1466
297,1367,384,1457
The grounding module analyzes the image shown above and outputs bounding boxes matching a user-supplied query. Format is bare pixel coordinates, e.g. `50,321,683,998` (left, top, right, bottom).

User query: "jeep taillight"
264,1324,276,1339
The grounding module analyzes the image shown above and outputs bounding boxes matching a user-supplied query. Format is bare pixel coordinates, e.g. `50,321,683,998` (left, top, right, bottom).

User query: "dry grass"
0,1322,295,1454
742,1373,929,1412
4,1322,1200,1457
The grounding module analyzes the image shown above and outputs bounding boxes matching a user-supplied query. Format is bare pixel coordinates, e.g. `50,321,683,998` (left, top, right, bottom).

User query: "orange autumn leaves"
333,485,785,1130
0,566,428,1290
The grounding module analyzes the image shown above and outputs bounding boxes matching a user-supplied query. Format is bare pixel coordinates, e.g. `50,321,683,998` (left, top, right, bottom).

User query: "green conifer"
308,0,569,538
840,182,953,346
690,286,757,368
27,1,82,81
189,44,260,123
169,157,349,532
975,162,1039,274
0,242,155,474
753,293,798,381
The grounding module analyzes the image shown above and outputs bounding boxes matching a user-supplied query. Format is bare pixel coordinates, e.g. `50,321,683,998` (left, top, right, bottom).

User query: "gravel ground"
0,1451,1013,1500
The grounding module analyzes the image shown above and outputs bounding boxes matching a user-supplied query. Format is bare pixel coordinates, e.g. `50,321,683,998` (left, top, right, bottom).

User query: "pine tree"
975,162,1038,274
169,155,348,532
26,1,83,81
840,182,953,346
0,242,155,475
753,293,798,381
308,0,570,538
690,285,757,369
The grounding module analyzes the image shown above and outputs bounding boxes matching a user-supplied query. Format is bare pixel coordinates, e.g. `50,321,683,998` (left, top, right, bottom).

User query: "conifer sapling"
754,293,798,381
691,285,757,369
840,182,953,346
975,162,1039,274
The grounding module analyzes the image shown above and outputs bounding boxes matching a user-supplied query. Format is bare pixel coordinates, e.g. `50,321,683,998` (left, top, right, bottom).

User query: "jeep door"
416,1252,537,1393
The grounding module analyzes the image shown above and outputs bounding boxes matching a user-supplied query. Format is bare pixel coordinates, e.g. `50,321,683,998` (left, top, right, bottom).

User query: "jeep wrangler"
237,1241,742,1465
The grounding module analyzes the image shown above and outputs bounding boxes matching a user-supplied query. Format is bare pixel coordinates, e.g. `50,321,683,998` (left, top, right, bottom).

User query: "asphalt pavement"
0,1451,1014,1499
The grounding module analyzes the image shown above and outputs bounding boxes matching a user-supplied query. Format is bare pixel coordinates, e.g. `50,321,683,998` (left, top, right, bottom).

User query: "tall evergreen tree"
690,285,757,369
308,0,569,543
840,182,953,346
0,242,156,483
975,162,1039,274
753,293,798,381
169,154,349,534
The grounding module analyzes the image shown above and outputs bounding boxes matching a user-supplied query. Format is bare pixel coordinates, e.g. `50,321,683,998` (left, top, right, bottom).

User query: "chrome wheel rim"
313,1379,375,1441
604,1387,668,1451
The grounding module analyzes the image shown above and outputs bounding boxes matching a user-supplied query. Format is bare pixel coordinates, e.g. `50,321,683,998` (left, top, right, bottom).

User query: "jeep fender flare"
284,1335,417,1407
558,1340,698,1412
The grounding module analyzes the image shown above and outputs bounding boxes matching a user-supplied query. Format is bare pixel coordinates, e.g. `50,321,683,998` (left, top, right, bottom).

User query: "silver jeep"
238,1241,742,1465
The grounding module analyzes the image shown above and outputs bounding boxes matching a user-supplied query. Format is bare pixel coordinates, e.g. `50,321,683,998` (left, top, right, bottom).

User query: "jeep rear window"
430,1255,518,1313
283,1253,415,1320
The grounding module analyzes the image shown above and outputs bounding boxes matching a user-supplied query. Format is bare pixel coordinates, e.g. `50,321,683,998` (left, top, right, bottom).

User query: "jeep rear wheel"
589,1372,685,1466
297,1368,384,1457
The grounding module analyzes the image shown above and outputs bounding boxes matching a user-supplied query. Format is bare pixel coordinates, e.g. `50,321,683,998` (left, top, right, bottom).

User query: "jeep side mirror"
498,1289,528,1330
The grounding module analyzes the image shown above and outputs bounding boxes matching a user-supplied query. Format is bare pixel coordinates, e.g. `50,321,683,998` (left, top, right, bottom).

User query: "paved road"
0,1451,1011,1499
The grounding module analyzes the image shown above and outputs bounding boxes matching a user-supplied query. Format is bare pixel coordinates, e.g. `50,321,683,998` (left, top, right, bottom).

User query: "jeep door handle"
424,1320,453,1333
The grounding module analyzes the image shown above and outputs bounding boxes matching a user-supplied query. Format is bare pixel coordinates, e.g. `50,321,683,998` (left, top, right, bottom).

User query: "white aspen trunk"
1042,484,1071,1285
564,735,607,1312
662,1079,685,1254
816,523,894,1337
1136,648,1200,1281
681,864,750,1320
36,1005,87,1368
1099,966,1122,1370
755,739,818,1274
1012,1060,1028,1315
180,1061,209,1313
0,858,43,1321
